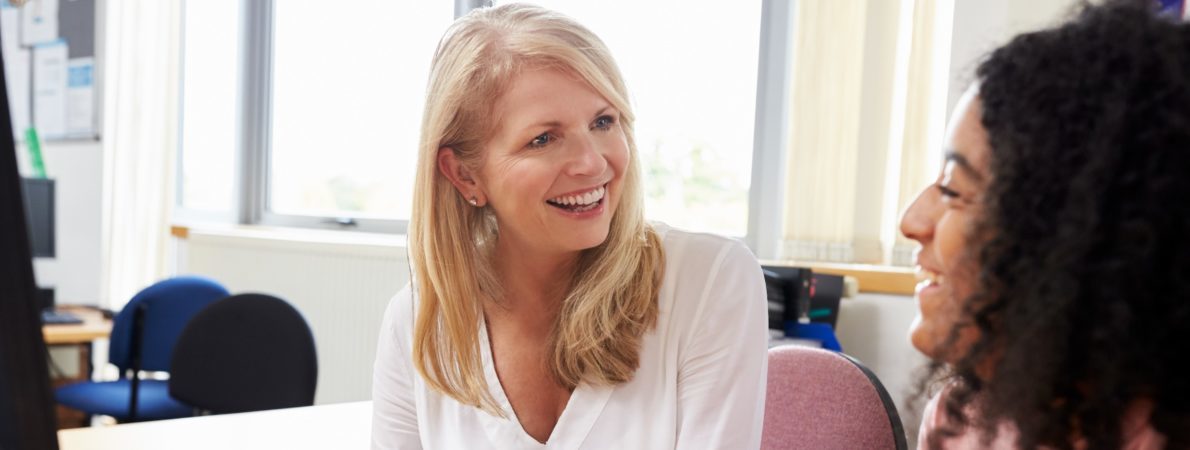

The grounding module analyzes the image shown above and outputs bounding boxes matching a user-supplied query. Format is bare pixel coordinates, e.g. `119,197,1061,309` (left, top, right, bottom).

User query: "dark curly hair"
923,1,1190,449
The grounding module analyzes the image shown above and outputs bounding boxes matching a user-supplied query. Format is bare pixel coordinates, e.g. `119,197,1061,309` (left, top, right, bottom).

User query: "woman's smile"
545,184,608,217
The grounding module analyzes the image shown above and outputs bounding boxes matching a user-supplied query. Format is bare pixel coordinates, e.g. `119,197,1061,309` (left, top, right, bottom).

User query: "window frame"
747,0,795,260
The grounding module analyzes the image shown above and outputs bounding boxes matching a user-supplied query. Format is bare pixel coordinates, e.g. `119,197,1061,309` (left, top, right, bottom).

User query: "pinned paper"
33,40,67,139
1,3,30,139
65,57,93,136
20,0,58,46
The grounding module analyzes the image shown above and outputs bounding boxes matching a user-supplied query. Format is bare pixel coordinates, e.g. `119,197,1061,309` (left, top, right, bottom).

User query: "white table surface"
58,400,371,450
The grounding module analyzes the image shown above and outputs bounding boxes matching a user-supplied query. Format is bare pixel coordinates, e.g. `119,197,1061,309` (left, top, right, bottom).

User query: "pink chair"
762,346,907,450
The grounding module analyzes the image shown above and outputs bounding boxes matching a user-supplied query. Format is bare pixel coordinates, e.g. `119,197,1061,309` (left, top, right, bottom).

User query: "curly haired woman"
901,1,1190,448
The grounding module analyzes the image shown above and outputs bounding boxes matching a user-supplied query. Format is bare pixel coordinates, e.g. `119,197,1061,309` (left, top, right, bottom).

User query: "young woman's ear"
437,147,486,207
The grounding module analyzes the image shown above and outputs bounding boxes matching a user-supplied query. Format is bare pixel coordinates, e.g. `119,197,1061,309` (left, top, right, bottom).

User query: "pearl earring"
469,196,479,206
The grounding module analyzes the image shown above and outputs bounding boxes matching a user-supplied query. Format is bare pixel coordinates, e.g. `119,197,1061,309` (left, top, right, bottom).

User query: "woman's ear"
437,147,486,207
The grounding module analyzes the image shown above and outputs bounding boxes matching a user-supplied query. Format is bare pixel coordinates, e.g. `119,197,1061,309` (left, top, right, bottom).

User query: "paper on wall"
33,40,66,139
65,56,92,137
1,4,30,139
20,0,58,46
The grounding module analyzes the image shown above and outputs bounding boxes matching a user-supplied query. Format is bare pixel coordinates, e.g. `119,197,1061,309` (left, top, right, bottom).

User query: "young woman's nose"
900,186,941,243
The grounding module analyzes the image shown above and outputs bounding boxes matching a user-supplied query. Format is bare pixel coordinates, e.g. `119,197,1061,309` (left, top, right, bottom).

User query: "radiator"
181,228,409,405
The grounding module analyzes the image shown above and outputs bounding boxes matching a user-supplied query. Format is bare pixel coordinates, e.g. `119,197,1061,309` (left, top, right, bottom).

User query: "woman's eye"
529,133,552,148
936,184,960,200
593,115,615,130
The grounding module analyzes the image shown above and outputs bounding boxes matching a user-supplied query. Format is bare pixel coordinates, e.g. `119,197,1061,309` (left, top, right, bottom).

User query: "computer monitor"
21,177,55,258
762,265,846,331
0,23,60,450
763,266,811,330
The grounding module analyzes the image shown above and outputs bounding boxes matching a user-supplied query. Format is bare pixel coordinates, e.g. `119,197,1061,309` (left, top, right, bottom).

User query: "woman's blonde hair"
408,3,664,415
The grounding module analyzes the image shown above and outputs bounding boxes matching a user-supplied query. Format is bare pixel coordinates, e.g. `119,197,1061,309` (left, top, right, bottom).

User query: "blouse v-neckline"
476,317,613,449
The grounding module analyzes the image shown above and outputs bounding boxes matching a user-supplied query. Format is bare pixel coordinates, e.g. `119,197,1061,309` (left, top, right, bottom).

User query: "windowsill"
761,259,916,296
170,223,406,249
171,225,915,296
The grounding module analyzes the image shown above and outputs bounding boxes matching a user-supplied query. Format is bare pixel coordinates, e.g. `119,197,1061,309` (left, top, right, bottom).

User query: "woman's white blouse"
371,225,769,449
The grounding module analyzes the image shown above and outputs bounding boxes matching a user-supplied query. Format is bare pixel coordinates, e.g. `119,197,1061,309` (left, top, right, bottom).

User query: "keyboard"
42,310,84,325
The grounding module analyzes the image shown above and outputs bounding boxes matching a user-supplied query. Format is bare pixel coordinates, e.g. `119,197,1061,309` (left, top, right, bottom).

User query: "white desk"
58,401,371,450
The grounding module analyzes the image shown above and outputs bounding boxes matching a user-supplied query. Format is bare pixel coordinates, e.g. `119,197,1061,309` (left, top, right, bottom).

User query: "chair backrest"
762,346,907,450
108,276,230,373
169,293,318,414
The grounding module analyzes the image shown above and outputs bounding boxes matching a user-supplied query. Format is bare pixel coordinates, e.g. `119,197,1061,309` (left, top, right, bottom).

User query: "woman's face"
472,68,629,258
900,91,991,362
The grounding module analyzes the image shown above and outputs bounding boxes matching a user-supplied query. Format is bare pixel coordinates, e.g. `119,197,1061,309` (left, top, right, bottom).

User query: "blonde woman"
371,4,768,449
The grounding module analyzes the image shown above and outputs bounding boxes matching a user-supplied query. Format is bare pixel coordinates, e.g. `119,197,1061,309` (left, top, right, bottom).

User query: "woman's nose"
565,134,608,177
900,186,941,243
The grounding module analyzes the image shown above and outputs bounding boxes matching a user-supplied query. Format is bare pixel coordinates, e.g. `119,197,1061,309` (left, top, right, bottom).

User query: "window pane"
180,1,239,213
269,1,452,220
493,1,762,236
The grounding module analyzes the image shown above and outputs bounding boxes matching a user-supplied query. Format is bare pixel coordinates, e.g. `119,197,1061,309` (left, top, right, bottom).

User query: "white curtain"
781,0,881,263
780,0,950,265
100,0,182,309
884,0,952,266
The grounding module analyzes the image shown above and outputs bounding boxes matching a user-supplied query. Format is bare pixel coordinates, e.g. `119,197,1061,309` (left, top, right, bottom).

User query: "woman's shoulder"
650,222,765,325
917,389,1019,450
380,284,417,342
1118,399,1167,450
652,222,758,273
918,389,1168,450
917,390,950,449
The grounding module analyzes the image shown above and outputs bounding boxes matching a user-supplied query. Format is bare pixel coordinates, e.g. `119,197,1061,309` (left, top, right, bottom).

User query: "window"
179,0,452,230
179,1,239,215
177,0,953,267
268,1,452,222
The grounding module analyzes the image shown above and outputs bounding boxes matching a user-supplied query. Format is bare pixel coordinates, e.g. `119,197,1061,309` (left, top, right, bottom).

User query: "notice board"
0,0,99,141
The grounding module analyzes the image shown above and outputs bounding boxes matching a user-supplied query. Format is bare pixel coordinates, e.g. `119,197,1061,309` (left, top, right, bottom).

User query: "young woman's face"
900,91,991,362
478,68,629,258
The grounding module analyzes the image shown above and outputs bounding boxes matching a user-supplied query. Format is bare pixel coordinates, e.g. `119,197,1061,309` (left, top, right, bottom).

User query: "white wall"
947,0,1079,114
181,229,407,405
15,140,104,306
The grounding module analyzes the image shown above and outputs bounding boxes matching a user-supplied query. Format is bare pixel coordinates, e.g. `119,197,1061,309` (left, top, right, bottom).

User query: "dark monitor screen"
0,19,61,450
21,177,55,258
762,265,846,331
763,266,811,330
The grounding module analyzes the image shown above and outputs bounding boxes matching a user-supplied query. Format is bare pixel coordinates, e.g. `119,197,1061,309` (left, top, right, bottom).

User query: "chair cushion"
169,293,318,414
108,276,230,372
762,346,903,450
55,379,193,420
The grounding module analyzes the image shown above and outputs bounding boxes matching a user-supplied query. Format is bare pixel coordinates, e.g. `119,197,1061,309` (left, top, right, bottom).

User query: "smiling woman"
371,4,769,450
901,88,989,363
439,68,629,256
900,1,1190,448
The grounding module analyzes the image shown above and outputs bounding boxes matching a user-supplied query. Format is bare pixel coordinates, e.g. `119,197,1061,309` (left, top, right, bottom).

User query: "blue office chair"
170,293,318,414
55,276,230,422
